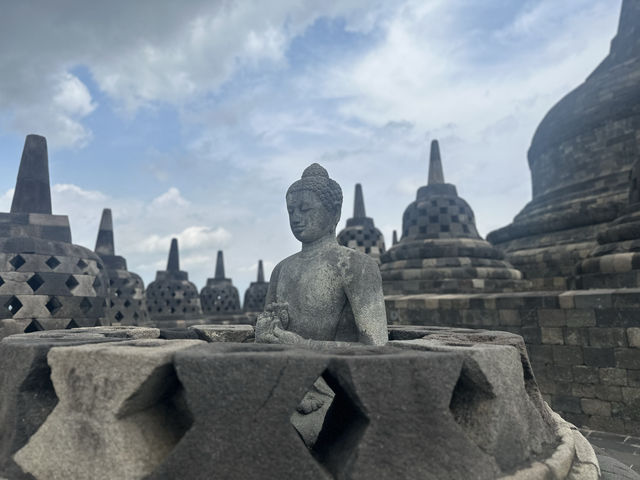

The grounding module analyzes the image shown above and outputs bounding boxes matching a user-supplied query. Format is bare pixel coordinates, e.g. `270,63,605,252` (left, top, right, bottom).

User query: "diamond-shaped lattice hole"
115,311,124,322
66,319,80,329
45,256,61,270
79,298,92,314
449,361,496,446
93,276,102,289
0,275,4,288
9,255,26,270
24,320,44,333
114,288,122,297
291,371,369,477
27,273,45,292
65,275,79,291
123,299,131,308
4,296,23,315
45,296,63,315
77,259,88,270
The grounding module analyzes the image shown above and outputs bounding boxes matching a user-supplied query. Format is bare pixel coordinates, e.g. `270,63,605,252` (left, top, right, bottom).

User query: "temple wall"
386,289,640,436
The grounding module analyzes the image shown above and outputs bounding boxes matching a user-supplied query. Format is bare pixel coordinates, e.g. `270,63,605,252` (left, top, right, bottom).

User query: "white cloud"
150,187,190,209
134,225,232,254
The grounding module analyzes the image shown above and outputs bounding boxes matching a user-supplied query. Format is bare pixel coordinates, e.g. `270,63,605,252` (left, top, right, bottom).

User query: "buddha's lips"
291,225,305,234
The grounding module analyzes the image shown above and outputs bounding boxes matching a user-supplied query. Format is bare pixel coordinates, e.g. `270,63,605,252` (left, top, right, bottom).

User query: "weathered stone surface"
381,140,528,295
337,184,386,262
14,338,202,480
200,250,241,315
146,238,202,323
189,324,254,343
149,343,526,480
243,259,269,313
94,208,150,326
488,1,640,290
256,163,388,347
0,327,159,479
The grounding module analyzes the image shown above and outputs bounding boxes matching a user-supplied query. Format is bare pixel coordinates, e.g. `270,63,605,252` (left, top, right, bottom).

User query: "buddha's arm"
344,255,388,345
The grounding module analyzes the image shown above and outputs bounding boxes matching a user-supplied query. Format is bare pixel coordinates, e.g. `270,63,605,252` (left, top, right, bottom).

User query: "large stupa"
380,140,528,294
488,0,640,290
0,135,109,336
94,208,149,325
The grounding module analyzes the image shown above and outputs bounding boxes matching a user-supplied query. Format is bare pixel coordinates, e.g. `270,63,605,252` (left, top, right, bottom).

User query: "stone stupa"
573,158,640,289
337,184,386,262
0,134,109,337
380,140,528,295
145,238,202,323
488,0,640,290
200,250,241,315
243,259,269,313
94,208,149,325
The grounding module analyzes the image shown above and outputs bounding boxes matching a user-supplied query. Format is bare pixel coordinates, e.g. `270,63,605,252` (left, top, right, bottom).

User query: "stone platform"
0,325,603,479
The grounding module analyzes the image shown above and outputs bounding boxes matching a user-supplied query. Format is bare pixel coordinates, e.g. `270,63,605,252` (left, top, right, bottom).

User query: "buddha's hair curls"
286,163,343,215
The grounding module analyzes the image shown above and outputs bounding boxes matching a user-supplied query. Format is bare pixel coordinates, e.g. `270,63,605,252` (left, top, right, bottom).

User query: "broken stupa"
488,0,640,290
243,259,269,313
337,183,386,262
0,134,109,338
380,140,529,295
94,208,150,325
145,238,202,324
200,250,241,315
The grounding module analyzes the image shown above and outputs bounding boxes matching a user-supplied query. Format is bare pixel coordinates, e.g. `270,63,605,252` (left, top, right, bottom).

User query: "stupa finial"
392,230,398,245
10,134,52,215
353,184,366,218
167,238,180,272
215,250,225,280
95,208,115,256
257,260,265,282
428,140,444,185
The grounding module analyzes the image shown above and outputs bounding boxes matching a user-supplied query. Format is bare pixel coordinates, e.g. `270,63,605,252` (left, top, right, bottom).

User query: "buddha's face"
286,189,338,243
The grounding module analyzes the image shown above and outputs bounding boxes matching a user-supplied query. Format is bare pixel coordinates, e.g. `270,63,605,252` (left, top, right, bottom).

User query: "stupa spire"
95,208,115,256
393,230,398,245
10,134,52,214
354,184,366,218
167,238,180,272
215,250,225,280
428,140,444,185
257,259,264,282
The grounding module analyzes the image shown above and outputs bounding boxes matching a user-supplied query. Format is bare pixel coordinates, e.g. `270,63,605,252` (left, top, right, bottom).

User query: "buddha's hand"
255,302,290,343
273,325,305,345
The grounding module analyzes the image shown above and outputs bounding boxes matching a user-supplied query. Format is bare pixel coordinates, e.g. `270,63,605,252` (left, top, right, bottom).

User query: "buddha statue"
256,163,388,347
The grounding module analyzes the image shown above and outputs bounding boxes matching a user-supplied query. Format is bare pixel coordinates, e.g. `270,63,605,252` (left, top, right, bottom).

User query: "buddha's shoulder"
334,245,379,268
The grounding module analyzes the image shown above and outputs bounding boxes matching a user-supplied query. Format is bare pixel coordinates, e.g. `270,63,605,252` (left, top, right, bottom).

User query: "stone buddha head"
286,163,343,244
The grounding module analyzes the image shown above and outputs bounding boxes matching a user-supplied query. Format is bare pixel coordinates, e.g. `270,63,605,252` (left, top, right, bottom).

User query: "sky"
0,0,624,296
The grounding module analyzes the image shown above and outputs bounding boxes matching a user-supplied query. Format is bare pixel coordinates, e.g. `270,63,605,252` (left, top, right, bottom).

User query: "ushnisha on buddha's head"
286,163,343,244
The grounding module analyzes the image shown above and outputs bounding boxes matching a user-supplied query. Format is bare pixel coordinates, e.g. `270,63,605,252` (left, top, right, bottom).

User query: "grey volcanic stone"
199,251,241,315
189,324,254,342
337,184,386,262
0,327,159,479
14,338,202,480
10,135,51,215
488,1,640,290
94,209,150,325
243,260,269,313
145,238,202,322
256,163,388,347
381,140,528,294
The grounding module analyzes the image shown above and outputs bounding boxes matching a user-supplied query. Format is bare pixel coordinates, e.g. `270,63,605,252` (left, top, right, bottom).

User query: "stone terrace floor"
582,429,640,472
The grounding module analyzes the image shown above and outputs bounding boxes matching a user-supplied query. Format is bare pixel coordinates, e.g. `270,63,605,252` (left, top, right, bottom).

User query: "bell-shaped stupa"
0,135,109,336
380,140,528,294
145,238,202,322
337,184,386,262
574,158,640,289
243,260,269,313
488,1,640,290
200,250,241,314
94,209,149,325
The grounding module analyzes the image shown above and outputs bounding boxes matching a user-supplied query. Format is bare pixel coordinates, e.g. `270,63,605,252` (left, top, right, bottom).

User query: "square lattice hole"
45,296,63,315
9,255,26,270
4,296,23,315
65,275,79,291
27,273,45,292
